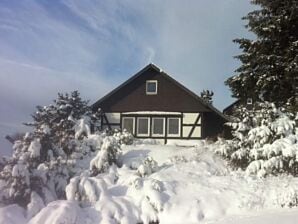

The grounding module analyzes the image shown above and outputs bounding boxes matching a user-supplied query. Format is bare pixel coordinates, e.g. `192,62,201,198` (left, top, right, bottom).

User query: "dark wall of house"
223,101,241,116
202,112,228,138
95,67,210,113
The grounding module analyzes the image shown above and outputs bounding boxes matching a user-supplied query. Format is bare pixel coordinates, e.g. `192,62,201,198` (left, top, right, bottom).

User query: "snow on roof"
149,63,163,73
122,111,182,115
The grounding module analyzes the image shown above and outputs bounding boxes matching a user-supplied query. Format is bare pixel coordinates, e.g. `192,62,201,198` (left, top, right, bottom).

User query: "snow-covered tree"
25,90,99,158
0,91,104,207
225,0,298,110
218,102,298,176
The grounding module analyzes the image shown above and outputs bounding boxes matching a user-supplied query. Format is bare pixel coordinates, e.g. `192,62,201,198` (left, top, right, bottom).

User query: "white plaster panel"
105,113,121,124
183,113,201,124
192,126,202,138
183,126,192,138
110,125,120,130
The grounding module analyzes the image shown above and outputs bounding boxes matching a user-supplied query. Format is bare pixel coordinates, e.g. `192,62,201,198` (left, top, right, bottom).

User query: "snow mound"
213,208,298,224
0,204,26,224
28,201,87,224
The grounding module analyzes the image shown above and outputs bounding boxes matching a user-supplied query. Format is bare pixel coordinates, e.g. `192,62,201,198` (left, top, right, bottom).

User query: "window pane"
147,82,156,93
138,118,149,135
123,118,134,134
153,118,164,135
168,118,179,135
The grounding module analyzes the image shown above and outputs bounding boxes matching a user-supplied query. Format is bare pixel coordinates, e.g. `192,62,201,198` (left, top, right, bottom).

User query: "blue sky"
0,0,254,155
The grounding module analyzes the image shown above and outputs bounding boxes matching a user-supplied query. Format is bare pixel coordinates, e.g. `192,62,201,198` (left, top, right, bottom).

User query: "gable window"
167,118,180,137
122,117,135,134
146,80,158,95
137,117,150,136
152,117,165,137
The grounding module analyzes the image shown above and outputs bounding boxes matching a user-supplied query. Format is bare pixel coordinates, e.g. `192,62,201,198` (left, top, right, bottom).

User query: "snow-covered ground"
210,209,298,224
1,140,298,224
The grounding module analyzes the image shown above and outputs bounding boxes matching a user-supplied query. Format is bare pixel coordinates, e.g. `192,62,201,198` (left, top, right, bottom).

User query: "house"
223,99,241,116
92,64,229,143
223,98,253,116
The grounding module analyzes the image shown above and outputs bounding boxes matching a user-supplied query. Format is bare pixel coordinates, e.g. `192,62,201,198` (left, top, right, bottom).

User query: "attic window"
146,80,157,95
247,98,253,105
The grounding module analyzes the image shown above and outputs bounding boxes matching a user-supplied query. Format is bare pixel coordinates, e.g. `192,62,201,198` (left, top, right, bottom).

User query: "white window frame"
146,80,158,95
247,98,253,105
152,117,165,137
167,117,181,137
122,117,135,134
137,117,150,137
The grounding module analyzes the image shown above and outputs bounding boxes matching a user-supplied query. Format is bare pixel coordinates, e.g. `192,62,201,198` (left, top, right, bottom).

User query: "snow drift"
2,141,298,224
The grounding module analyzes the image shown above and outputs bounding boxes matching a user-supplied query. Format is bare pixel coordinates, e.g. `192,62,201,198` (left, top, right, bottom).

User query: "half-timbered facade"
93,64,228,143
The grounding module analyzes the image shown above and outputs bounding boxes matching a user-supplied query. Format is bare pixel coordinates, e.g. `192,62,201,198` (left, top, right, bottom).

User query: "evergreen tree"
226,0,298,110
26,90,95,158
0,91,102,206
217,102,298,176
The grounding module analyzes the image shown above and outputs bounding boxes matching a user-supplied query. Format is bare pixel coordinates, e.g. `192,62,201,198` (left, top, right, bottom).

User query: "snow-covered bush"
218,102,298,176
66,173,108,206
137,157,158,177
110,128,134,145
65,156,165,224
66,166,118,204
90,137,122,175
27,191,45,219
126,175,166,223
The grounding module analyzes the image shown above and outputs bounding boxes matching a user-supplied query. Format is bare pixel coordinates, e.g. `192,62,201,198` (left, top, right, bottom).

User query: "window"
146,80,158,95
167,118,180,137
247,98,253,105
137,117,150,136
122,117,135,134
152,118,165,136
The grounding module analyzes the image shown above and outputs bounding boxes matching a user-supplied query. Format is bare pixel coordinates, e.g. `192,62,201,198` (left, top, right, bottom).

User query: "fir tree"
26,90,92,158
217,102,298,176
0,91,101,206
226,0,298,110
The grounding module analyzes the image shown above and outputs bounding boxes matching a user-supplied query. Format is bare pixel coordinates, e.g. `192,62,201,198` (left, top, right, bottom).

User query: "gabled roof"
223,99,241,114
92,64,228,121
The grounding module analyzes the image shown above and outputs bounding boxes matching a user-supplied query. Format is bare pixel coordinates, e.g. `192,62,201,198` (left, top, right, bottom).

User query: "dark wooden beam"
165,117,168,144
103,114,111,130
182,124,201,127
